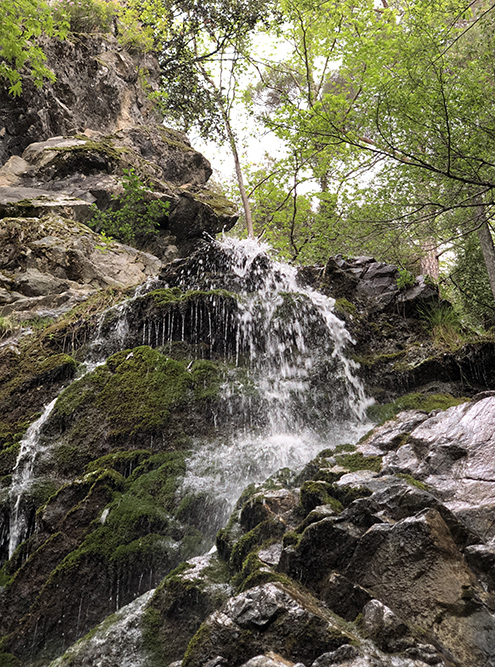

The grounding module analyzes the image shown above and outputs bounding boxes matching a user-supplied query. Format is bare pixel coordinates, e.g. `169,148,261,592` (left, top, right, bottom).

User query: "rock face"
0,34,161,165
0,215,162,320
2,38,495,667
298,255,495,403
0,33,238,324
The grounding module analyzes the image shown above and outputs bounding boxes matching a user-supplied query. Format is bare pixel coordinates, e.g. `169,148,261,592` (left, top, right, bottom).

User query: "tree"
245,0,384,256
269,0,495,294
0,0,67,95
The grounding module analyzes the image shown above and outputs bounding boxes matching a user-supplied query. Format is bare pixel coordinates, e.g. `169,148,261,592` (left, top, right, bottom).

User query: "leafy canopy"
0,0,68,95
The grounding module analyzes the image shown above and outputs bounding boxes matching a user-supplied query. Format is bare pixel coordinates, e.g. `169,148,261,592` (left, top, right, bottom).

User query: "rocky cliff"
1,32,495,667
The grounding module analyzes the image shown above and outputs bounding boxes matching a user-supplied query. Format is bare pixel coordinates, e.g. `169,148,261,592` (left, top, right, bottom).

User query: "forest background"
2,0,495,328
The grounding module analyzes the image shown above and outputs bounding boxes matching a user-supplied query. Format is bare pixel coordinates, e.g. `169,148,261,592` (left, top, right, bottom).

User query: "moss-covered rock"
181,581,356,667
367,391,469,424
299,481,344,514
46,347,224,476
142,553,232,666
0,447,214,663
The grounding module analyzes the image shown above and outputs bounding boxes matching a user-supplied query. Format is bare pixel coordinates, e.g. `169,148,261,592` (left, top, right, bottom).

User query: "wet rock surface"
1,47,495,666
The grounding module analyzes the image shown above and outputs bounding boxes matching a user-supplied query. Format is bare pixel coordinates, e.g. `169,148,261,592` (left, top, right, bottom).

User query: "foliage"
246,0,495,280
449,232,495,328
0,0,68,95
0,316,17,339
51,0,117,34
52,0,155,50
227,157,339,262
88,168,169,244
419,302,466,349
142,0,274,140
396,268,416,292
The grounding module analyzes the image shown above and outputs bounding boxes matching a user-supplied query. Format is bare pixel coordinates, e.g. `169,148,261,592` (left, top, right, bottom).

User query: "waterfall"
179,237,372,525
7,398,58,559
3,237,371,568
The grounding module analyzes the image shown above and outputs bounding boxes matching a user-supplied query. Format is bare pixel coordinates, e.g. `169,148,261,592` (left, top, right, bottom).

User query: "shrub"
88,168,169,245
52,0,118,34
396,267,415,291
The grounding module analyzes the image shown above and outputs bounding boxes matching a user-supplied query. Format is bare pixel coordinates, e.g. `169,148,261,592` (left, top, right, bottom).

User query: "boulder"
382,397,495,540
181,582,355,667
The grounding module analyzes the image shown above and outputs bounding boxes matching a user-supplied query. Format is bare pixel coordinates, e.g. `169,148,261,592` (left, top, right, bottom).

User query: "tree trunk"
476,203,495,302
197,61,254,239
223,114,255,239
420,239,440,281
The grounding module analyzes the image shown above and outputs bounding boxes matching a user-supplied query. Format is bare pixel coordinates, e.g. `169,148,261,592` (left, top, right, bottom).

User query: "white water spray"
182,237,373,522
8,398,58,559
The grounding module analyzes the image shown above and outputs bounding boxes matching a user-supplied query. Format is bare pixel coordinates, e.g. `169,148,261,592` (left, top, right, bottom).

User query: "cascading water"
179,237,373,526
7,397,58,559
2,236,371,581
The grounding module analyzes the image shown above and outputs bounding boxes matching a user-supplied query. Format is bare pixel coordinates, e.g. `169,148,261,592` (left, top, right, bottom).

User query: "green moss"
85,450,151,477
50,136,126,167
396,473,430,491
192,190,238,216
40,449,197,597
149,288,238,308
182,623,212,667
142,606,163,659
333,443,357,454
334,452,382,473
216,510,243,561
0,348,77,449
0,565,13,588
236,562,294,593
0,652,21,667
326,484,373,507
299,481,344,514
51,347,223,455
229,519,286,570
367,392,469,424
334,298,358,317
0,441,20,478
282,530,302,547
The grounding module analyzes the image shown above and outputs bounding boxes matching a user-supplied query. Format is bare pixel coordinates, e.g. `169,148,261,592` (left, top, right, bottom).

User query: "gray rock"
48,590,154,667
361,600,409,652
396,276,439,317
312,645,359,666
319,573,372,621
0,34,160,165
240,655,301,667
182,583,353,667
383,398,495,540
360,411,430,454
346,507,495,665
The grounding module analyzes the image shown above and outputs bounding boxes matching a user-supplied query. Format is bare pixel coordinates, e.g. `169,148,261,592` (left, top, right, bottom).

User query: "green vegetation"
368,392,469,425
88,169,170,244
52,0,117,34
396,268,415,292
229,518,285,570
299,481,343,514
396,474,430,493
52,348,223,458
334,452,382,474
419,303,466,350
0,316,17,338
0,0,67,96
